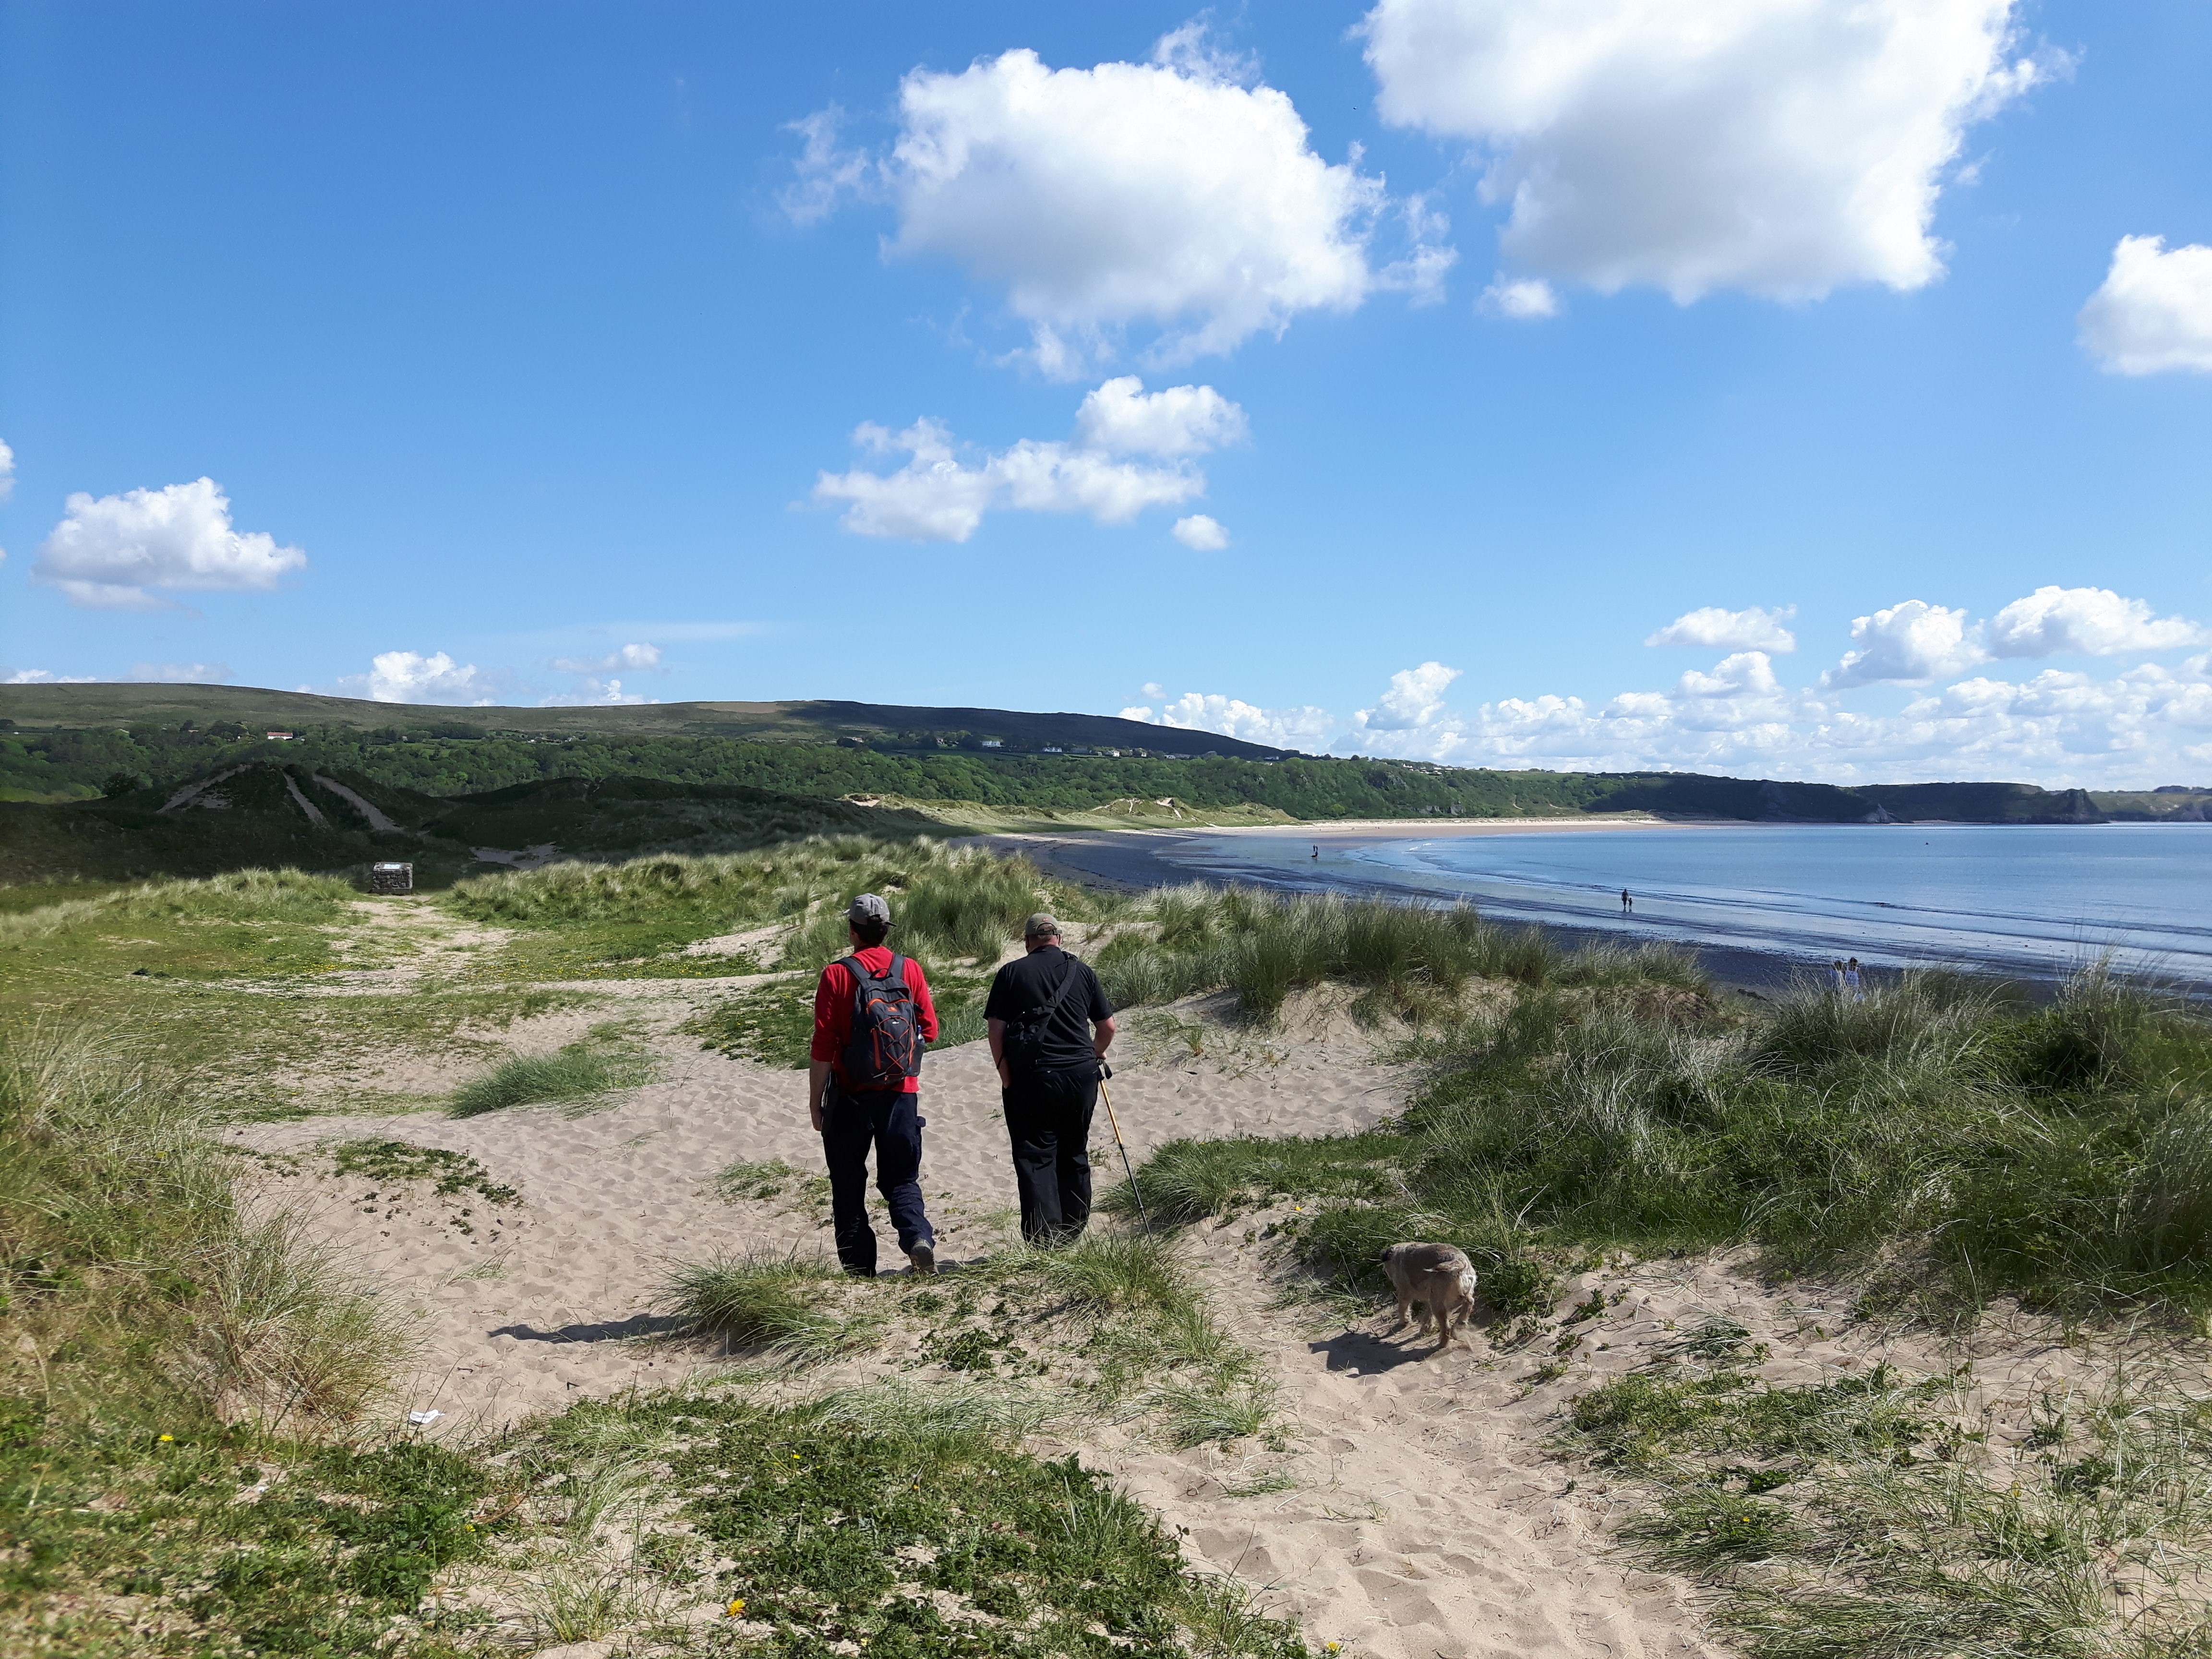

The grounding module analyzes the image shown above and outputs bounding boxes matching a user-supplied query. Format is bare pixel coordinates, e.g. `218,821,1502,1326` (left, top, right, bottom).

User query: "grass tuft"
446,1037,652,1118
660,1250,857,1361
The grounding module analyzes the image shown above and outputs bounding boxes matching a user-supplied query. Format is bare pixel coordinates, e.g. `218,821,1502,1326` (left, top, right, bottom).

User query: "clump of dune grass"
659,1250,860,1361
447,1037,652,1118
1131,960,2212,1324
0,1023,403,1429
0,867,357,941
1093,883,1707,1022
1569,1347,2212,1659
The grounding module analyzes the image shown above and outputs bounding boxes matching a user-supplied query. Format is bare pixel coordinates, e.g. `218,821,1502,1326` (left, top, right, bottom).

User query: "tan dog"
1381,1242,1479,1351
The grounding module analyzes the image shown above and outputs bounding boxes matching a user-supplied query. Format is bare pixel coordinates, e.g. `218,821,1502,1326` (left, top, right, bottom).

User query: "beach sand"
232,967,2115,1659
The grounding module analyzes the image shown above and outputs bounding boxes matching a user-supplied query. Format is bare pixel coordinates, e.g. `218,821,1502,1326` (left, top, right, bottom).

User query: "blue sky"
3,1,2209,785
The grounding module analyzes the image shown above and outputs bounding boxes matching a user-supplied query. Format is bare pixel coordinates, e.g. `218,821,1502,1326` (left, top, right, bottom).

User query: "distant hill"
0,683,1288,758
0,761,939,886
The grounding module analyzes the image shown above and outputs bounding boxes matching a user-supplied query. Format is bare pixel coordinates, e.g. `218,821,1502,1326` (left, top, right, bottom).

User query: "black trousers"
819,1086,933,1277
1001,1070,1098,1245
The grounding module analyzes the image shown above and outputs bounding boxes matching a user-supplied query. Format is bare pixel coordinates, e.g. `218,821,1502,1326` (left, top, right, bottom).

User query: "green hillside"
0,682,1286,756
2,685,2208,891
0,762,939,886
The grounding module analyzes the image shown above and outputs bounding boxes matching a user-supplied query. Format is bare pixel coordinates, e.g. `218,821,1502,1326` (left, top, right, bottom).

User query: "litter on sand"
407,1409,445,1426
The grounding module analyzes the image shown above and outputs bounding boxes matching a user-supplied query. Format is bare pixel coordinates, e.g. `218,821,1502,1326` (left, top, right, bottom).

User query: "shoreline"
965,826,2077,1002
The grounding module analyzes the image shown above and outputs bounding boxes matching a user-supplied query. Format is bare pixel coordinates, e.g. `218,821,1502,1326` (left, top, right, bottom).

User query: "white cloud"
1480,276,1559,319
1361,0,2048,302
1118,691,1334,751
1985,587,2204,658
1171,514,1231,551
1354,661,1462,730
341,650,498,706
4,668,99,685
1824,600,1984,687
1646,604,1798,652
551,642,662,674
32,477,306,610
781,107,876,226
2079,235,2212,375
128,662,230,684
817,38,1443,369
1075,377,1249,456
0,437,14,503
816,379,1240,542
541,677,651,707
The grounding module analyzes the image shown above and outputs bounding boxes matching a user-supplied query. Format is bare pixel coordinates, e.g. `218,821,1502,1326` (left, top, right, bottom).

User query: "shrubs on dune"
447,1040,652,1117
1094,883,1707,1022
0,1025,402,1429
0,866,356,940
1143,963,2212,1322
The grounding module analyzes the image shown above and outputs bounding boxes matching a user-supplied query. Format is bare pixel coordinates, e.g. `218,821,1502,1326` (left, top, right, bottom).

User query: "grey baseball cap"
848,893,892,926
1024,912,1061,938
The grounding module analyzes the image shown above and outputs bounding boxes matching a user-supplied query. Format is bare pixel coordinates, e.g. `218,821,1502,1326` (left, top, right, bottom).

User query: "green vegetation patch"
1093,885,1704,1022
1130,961,2212,1325
668,1398,1305,1657
447,1034,654,1118
687,977,818,1067
0,1425,498,1658
1562,1346,2212,1659
330,1138,519,1207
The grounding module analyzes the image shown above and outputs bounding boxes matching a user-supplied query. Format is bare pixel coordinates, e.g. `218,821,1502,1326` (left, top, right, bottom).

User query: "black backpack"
837,955,924,1090
1001,957,1088,1079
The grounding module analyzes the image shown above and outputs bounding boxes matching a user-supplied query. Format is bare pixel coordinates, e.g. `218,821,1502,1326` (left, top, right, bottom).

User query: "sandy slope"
234,986,2119,1659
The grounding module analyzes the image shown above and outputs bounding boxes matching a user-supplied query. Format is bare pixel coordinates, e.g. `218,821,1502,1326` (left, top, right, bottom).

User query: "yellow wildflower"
157,1434,174,1443
726,1598,747,1617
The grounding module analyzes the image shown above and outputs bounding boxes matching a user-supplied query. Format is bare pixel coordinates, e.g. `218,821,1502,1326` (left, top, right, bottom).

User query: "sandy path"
232,1000,1403,1431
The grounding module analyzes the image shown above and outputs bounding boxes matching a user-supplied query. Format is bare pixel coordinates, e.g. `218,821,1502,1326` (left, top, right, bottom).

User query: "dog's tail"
1456,1267,1479,1299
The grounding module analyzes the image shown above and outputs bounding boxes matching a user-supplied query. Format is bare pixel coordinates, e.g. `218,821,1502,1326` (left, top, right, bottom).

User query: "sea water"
1157,823,2212,983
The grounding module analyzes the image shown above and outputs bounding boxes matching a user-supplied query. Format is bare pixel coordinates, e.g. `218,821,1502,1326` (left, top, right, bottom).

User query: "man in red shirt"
809,893,940,1276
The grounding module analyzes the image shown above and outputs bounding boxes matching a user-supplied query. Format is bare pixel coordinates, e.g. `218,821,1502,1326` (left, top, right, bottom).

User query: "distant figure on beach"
1844,958,1864,1001
1829,959,1847,995
1621,889,1633,914
808,894,939,1278
1312,844,1320,860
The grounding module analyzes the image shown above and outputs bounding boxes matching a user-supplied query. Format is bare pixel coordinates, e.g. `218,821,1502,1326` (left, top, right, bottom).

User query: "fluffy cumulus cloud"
1985,587,2204,658
1823,600,1984,687
1075,377,1249,456
1479,276,1559,319
1117,691,1335,751
1354,661,1462,730
0,436,15,503
793,34,1448,369
815,378,1240,542
1171,514,1230,551
541,678,651,707
1646,604,1798,652
32,478,306,610
1360,0,2047,302
1120,581,2212,785
340,650,497,706
2078,235,2212,375
4,668,99,685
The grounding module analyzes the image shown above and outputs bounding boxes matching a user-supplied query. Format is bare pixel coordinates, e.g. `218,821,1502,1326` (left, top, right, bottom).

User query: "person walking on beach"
986,913,1116,1247
1621,888,1633,915
1829,959,1847,995
808,894,939,1278
1844,958,1864,1001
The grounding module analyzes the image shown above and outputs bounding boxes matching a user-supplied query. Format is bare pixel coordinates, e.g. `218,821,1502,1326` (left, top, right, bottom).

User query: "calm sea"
1155,823,2212,984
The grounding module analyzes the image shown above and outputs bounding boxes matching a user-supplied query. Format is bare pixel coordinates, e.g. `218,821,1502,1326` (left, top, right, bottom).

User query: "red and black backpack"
837,954,924,1089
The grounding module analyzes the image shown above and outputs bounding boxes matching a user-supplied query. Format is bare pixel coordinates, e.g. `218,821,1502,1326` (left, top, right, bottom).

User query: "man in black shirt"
984,912,1116,1246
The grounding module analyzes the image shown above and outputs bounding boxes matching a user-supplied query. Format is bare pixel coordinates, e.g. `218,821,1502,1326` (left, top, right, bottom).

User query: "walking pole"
1098,1076,1149,1227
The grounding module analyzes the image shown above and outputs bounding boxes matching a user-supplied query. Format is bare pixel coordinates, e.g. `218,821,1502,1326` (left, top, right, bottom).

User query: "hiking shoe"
908,1243,936,1276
